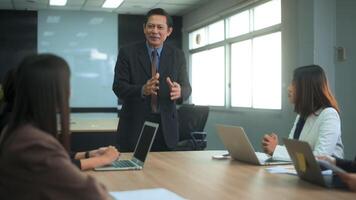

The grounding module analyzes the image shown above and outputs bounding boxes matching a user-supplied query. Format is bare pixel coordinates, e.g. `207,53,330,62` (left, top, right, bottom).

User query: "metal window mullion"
250,39,255,109
188,53,193,104
250,4,255,108
225,44,231,109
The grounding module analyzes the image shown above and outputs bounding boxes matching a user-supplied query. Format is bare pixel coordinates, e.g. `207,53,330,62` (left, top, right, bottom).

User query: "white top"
273,107,344,160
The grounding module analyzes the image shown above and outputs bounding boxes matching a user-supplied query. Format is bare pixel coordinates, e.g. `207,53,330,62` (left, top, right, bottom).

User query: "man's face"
144,15,173,48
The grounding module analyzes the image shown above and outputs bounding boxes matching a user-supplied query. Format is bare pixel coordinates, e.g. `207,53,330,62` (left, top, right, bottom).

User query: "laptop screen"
133,122,158,162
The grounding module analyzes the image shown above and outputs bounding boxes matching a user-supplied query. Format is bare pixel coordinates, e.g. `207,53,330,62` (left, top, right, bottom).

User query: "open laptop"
283,138,346,188
95,121,159,171
216,124,291,165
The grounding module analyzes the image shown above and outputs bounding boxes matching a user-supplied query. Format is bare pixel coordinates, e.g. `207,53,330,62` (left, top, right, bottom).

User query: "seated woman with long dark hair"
0,54,111,199
261,65,344,160
0,67,119,171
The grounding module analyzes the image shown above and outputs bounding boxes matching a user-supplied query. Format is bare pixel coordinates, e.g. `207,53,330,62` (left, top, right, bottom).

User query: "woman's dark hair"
0,68,17,134
3,54,71,151
2,68,16,105
293,65,339,119
144,8,173,28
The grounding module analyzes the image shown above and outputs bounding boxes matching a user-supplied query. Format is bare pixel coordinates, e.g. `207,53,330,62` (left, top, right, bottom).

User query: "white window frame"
188,0,282,111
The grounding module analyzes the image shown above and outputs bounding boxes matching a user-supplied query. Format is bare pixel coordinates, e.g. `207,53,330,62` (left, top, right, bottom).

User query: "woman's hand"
100,146,120,164
262,133,278,155
80,146,120,170
315,155,336,165
90,147,109,157
338,173,356,192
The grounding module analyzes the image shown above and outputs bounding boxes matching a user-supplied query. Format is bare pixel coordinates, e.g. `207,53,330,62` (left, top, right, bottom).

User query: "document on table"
109,188,186,200
266,166,333,176
265,165,297,175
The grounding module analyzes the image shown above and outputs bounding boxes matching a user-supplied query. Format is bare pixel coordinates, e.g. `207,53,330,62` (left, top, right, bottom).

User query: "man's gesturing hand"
143,73,160,96
166,77,181,100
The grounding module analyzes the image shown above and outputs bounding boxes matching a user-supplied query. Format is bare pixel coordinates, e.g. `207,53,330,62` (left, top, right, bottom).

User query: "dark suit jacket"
336,156,356,173
0,124,110,200
113,41,191,151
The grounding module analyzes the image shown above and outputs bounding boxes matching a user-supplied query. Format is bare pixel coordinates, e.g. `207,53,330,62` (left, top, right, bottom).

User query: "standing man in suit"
112,8,191,152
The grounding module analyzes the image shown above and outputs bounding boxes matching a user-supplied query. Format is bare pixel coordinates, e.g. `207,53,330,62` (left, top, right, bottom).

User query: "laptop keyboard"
112,160,137,168
255,152,271,162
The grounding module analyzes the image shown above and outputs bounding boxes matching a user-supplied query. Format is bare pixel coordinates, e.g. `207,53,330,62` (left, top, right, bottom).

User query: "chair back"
178,105,209,139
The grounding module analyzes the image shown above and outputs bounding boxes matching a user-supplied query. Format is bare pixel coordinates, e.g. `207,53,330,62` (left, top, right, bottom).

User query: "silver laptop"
95,121,159,171
216,124,291,165
283,138,346,188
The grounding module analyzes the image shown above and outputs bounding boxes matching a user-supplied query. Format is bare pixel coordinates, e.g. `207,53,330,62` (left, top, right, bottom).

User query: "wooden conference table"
88,151,355,200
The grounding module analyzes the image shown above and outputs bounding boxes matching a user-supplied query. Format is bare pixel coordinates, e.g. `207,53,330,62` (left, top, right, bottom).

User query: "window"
189,0,281,109
227,10,250,38
189,27,207,50
191,47,225,106
253,0,281,31
252,32,281,109
189,20,225,50
231,40,252,107
208,20,224,44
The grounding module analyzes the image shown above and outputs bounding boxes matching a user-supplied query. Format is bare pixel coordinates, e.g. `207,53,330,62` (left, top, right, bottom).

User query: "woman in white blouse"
262,65,344,160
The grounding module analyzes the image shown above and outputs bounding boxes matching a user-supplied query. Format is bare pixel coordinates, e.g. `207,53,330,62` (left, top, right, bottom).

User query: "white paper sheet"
265,165,297,175
110,188,186,200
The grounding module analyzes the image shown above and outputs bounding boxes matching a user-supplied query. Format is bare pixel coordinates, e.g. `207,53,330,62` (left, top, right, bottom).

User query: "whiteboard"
38,10,118,108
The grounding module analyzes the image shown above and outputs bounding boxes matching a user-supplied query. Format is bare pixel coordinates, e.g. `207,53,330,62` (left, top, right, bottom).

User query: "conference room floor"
87,151,355,199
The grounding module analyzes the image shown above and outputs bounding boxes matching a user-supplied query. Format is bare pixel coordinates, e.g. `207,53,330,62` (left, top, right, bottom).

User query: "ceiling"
0,0,213,16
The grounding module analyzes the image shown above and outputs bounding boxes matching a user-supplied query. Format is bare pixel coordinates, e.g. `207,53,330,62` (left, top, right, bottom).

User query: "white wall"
295,0,336,90
297,0,314,66
335,0,356,159
314,0,336,92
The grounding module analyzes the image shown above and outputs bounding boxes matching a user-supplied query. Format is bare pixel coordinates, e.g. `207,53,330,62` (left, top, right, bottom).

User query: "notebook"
283,138,346,188
216,124,291,165
95,121,159,171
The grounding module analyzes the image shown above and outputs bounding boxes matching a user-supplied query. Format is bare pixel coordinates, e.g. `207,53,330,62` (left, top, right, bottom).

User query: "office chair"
175,104,209,151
